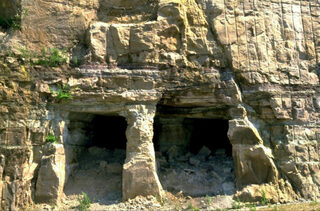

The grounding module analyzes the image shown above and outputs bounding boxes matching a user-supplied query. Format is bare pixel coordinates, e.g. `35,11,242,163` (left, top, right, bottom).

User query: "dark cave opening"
64,113,127,203
188,118,232,157
153,116,235,196
89,115,127,150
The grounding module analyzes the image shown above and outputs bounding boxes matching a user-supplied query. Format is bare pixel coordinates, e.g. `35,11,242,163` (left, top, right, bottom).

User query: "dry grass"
258,201,320,211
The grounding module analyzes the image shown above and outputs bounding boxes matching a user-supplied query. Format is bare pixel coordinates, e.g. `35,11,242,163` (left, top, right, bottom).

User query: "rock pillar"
228,118,278,187
120,104,163,201
35,144,66,204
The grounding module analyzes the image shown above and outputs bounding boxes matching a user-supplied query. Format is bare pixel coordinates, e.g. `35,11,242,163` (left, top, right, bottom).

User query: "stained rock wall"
0,0,319,210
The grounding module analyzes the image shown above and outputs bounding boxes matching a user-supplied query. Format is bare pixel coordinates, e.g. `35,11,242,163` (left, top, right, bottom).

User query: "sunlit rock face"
0,0,320,210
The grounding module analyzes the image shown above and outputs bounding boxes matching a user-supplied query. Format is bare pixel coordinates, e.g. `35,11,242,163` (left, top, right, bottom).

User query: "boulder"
232,144,278,187
235,180,298,203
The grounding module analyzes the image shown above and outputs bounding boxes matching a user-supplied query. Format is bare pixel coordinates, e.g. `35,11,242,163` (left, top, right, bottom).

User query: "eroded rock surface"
0,0,320,210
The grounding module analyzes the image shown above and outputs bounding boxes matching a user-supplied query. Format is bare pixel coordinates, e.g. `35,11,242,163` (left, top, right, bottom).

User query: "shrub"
260,189,268,206
78,192,91,211
45,134,58,144
50,84,73,102
33,48,68,67
16,47,68,67
206,195,211,205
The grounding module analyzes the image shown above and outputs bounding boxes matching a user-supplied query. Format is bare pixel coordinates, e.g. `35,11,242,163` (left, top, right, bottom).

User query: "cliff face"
0,0,319,210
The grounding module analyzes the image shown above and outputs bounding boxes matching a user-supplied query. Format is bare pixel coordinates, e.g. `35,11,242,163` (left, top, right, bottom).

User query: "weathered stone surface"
120,105,163,201
232,144,278,187
235,179,298,203
35,144,65,204
228,119,263,145
0,0,320,209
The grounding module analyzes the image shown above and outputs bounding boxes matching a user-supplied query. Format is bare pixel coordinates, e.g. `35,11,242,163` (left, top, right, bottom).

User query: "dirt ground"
63,147,125,205
26,193,320,211
26,146,320,211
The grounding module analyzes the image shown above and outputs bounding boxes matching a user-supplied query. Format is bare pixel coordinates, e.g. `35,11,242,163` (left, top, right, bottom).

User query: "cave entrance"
64,113,127,204
154,117,235,197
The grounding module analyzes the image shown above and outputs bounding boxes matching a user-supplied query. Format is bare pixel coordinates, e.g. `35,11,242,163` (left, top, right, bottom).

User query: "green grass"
16,47,68,67
34,48,68,67
232,198,244,209
258,202,320,211
45,134,58,144
51,84,73,102
260,189,268,206
78,192,91,211
206,195,211,205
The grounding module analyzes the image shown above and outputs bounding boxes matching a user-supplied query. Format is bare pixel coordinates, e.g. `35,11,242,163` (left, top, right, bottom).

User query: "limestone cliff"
0,0,319,210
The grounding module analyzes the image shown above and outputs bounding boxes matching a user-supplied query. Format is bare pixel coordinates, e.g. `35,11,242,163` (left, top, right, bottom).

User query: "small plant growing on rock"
205,195,211,205
260,189,268,206
245,203,257,211
273,204,278,211
231,198,243,209
0,9,28,30
35,47,68,67
45,134,58,144
78,192,91,211
16,47,68,67
50,84,73,102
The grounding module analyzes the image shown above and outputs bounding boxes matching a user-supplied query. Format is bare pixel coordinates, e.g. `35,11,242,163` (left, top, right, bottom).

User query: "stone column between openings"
120,104,163,201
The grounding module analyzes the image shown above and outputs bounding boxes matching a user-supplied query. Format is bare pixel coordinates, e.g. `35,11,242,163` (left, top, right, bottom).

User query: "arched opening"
153,117,235,196
64,113,127,204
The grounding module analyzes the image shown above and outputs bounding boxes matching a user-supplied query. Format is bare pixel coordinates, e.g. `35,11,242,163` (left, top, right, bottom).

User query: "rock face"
0,0,320,210
35,144,66,204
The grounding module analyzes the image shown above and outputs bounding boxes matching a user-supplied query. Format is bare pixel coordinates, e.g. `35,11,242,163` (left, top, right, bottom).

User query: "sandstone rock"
35,144,66,204
232,144,278,187
222,182,235,195
0,0,320,209
120,105,163,201
197,146,211,158
235,180,298,204
228,119,263,145
189,157,201,166
215,149,226,156
88,146,108,158
99,160,108,169
106,163,122,174
167,145,179,160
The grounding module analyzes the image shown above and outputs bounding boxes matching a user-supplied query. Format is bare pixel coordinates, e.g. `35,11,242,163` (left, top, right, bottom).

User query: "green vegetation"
45,134,58,144
273,204,278,211
17,47,68,67
186,203,199,211
232,198,244,209
258,202,320,211
310,200,319,206
246,203,257,211
78,192,91,211
50,84,73,102
193,206,199,211
206,195,211,205
0,9,28,30
35,48,68,67
260,189,269,206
